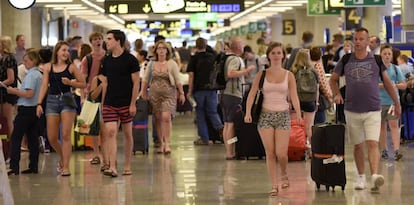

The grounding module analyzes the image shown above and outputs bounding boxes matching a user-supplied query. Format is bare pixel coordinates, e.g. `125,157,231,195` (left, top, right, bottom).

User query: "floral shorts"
257,110,290,130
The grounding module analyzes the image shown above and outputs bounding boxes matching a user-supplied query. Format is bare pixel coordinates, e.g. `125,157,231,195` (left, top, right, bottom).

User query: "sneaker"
381,150,389,160
371,174,384,193
394,150,403,161
354,174,366,190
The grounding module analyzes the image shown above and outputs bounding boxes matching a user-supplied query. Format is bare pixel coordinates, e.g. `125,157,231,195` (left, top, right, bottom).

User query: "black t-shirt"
102,51,139,107
187,51,216,91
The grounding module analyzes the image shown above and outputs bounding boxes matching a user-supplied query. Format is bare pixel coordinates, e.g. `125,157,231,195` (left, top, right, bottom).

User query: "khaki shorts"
380,105,399,122
344,110,381,145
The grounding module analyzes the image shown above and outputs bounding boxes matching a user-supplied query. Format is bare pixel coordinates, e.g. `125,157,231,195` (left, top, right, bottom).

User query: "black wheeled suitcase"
311,122,346,191
133,98,149,154
234,109,265,160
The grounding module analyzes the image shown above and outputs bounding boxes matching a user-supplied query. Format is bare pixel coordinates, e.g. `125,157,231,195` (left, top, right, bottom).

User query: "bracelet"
37,103,42,106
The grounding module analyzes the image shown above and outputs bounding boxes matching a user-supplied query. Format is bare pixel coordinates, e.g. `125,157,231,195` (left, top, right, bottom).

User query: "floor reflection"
4,115,413,205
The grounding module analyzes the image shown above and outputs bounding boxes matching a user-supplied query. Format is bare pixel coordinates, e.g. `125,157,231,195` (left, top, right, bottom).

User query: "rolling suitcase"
311,121,346,191
234,109,265,160
133,98,149,154
288,117,306,161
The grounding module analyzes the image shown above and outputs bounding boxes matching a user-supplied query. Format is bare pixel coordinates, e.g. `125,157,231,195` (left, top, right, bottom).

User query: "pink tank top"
262,71,289,111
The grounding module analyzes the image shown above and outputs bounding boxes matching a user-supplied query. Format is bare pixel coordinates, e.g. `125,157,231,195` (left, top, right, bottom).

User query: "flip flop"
122,170,132,176
103,169,118,177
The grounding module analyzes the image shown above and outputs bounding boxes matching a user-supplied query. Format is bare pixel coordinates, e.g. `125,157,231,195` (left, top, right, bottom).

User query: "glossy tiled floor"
2,113,414,205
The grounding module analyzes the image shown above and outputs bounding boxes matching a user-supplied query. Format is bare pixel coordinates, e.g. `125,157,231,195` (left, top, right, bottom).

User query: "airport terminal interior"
1,0,414,204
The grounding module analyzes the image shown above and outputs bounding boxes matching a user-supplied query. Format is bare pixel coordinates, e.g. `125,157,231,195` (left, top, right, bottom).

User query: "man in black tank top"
101,30,140,177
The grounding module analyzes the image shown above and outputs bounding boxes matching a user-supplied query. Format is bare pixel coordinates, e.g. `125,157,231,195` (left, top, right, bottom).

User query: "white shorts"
344,110,381,145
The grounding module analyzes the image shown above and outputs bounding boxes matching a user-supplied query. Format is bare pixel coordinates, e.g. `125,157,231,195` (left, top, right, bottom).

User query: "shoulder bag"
251,70,266,123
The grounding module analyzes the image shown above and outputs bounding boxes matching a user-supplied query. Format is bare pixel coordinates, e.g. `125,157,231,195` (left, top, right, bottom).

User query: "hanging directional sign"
282,20,296,35
248,22,257,33
257,22,267,31
239,25,248,35
344,0,386,7
307,0,340,16
105,0,245,14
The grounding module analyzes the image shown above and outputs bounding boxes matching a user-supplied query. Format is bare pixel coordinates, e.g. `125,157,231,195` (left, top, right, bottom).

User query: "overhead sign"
345,8,363,29
345,0,386,7
104,0,245,14
125,20,190,30
282,20,296,35
307,0,340,16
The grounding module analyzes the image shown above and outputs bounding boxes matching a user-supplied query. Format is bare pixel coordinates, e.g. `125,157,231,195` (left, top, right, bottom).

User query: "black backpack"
206,52,234,90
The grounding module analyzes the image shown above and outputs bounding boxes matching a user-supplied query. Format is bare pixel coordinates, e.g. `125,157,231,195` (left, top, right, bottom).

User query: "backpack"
295,66,318,102
340,53,384,81
192,52,216,90
207,52,234,90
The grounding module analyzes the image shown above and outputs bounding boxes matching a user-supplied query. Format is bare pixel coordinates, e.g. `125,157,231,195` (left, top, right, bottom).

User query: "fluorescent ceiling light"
163,14,189,19
109,14,125,24
259,6,293,11
81,0,105,13
53,7,88,10
37,0,73,2
45,4,83,7
269,3,303,6
230,0,273,21
120,14,149,20
276,0,307,3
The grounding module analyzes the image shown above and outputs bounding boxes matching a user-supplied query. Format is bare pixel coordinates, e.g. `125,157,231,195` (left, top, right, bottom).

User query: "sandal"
57,161,63,173
269,185,278,197
90,156,101,165
103,169,118,178
61,171,71,177
122,170,132,176
281,175,290,189
100,164,110,172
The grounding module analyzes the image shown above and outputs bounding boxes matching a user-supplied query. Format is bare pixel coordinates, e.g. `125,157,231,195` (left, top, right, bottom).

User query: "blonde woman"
140,41,185,154
244,42,302,196
291,48,319,150
36,41,86,176
0,35,19,160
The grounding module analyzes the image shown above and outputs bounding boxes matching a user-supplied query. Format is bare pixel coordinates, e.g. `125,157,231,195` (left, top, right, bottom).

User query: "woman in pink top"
244,42,302,196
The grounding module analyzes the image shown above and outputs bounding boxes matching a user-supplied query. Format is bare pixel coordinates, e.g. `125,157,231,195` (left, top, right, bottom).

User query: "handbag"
318,94,331,111
251,70,266,124
75,100,100,135
61,92,77,108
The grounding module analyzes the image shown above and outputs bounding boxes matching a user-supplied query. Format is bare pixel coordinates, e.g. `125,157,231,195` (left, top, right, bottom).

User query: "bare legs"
354,140,380,175
46,111,76,175
258,128,290,190
154,112,172,153
223,122,235,158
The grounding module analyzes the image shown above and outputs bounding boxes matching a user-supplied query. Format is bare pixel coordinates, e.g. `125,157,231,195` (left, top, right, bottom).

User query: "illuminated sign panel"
104,0,245,14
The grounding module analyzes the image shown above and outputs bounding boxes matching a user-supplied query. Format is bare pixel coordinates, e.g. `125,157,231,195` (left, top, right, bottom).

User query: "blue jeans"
314,109,326,124
193,90,223,142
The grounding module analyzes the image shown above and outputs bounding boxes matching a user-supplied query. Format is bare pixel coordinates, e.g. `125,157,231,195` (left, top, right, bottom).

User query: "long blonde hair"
0,36,14,54
291,48,313,73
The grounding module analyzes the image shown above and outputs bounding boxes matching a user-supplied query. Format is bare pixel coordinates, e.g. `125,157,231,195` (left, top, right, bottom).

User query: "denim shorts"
220,94,242,123
45,94,77,116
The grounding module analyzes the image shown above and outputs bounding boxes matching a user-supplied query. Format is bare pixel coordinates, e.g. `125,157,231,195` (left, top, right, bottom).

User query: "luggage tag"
227,137,238,144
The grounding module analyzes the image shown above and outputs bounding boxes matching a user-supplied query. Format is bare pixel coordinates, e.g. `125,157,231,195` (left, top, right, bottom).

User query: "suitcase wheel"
316,183,320,191
325,186,330,192
341,186,345,191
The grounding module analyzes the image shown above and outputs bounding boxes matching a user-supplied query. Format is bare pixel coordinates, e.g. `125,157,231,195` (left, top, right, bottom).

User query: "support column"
401,0,414,30
269,15,282,43
0,0,33,47
363,0,392,39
